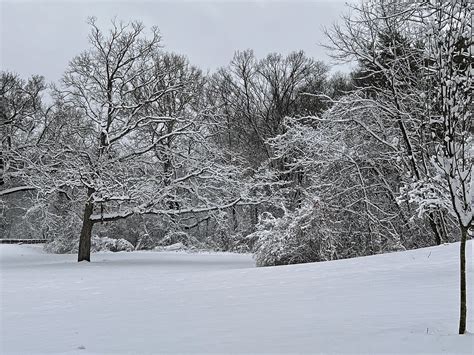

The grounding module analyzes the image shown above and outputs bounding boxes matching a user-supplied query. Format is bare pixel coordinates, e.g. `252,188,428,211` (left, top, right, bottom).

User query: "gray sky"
1,0,351,82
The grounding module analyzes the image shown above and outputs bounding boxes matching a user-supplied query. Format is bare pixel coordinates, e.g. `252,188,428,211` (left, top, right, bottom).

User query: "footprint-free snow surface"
1,242,473,354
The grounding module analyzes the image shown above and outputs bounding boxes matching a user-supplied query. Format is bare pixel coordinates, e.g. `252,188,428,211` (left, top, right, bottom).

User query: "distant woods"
0,19,350,261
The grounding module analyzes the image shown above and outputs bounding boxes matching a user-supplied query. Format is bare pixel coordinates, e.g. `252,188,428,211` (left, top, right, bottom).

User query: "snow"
1,242,473,354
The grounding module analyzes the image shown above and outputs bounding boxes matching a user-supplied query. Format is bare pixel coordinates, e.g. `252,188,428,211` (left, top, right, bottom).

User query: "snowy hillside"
1,242,473,354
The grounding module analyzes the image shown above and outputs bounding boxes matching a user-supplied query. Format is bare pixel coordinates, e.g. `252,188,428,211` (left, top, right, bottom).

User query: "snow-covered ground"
0,242,473,354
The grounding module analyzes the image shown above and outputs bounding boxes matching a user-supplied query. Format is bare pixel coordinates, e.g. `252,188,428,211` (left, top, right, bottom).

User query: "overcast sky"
1,0,351,83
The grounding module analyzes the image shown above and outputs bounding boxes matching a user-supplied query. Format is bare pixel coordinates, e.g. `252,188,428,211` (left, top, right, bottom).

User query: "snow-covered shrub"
114,238,134,252
91,236,134,252
157,231,201,249
252,203,336,267
91,236,115,252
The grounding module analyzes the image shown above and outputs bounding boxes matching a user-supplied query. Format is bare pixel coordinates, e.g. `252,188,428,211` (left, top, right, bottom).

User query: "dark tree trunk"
78,188,95,262
231,206,238,232
428,211,443,245
459,225,468,334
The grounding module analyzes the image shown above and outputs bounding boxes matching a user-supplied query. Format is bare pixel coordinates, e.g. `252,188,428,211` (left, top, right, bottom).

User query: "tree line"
1,0,471,334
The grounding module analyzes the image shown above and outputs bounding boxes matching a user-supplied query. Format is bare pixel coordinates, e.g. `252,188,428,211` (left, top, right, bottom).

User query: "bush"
91,236,134,252
157,231,201,249
251,205,336,267
114,238,135,252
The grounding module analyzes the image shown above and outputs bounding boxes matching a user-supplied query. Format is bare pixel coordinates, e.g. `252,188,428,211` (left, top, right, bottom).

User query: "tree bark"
459,225,468,334
78,188,95,262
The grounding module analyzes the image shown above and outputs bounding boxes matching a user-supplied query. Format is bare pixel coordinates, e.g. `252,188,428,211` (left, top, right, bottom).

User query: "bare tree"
325,0,472,334
324,0,453,245
209,50,328,167
16,19,245,261
0,72,46,192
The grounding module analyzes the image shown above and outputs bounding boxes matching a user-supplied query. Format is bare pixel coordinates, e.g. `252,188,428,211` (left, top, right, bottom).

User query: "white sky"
1,0,352,82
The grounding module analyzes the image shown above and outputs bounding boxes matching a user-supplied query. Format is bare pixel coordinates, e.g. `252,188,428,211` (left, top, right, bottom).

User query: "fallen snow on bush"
0,242,472,354
90,236,134,253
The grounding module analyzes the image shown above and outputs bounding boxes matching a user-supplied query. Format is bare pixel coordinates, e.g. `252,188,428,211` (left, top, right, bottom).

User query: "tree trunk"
231,205,238,232
428,211,443,245
78,188,95,262
459,225,468,334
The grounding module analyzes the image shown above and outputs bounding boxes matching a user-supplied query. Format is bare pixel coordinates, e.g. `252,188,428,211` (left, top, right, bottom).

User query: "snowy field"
1,242,473,354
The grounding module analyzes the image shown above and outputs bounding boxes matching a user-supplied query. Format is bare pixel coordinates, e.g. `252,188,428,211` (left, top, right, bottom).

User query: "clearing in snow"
0,242,473,354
